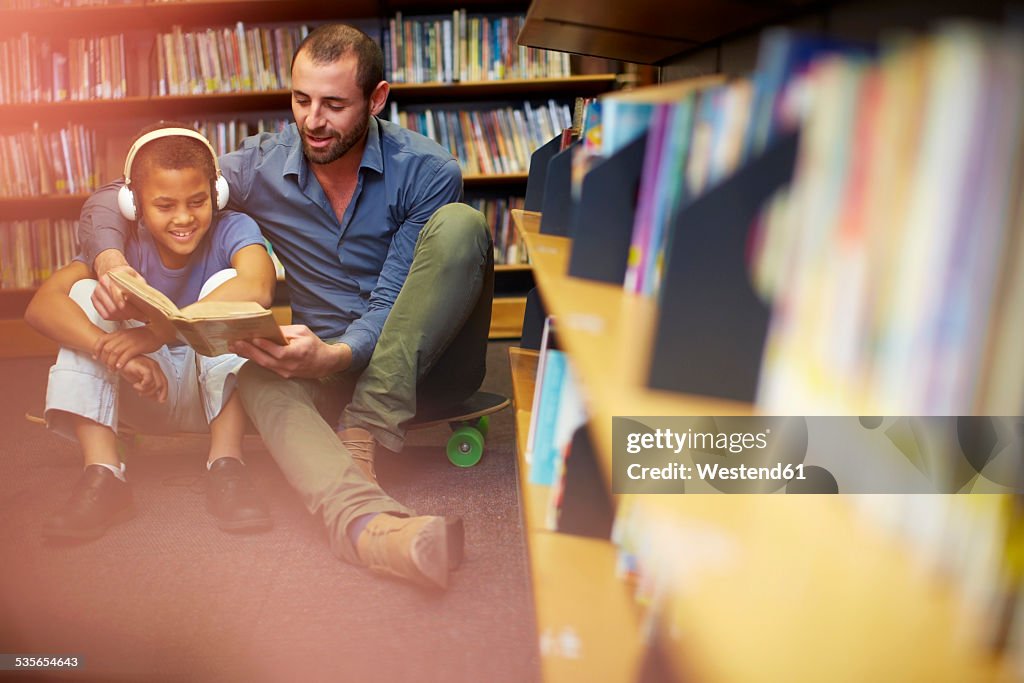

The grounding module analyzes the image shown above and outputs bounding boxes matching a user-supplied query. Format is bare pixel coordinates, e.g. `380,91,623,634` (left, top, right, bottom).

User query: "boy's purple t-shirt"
123,210,266,308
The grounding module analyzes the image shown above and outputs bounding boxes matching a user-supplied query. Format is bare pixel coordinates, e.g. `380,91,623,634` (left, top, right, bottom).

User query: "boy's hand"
92,252,146,321
95,327,163,371
119,356,168,402
231,325,351,379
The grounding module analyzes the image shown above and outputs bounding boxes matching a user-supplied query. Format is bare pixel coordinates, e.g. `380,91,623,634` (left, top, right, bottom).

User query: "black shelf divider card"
553,426,614,539
523,135,562,212
647,130,801,402
539,140,580,236
567,131,648,284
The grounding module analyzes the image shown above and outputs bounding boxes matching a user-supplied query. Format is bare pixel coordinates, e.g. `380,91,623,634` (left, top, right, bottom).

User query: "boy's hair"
128,121,217,193
291,24,383,99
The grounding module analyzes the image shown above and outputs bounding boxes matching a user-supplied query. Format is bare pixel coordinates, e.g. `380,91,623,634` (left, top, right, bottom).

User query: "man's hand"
94,327,163,371
119,356,168,402
92,250,146,321
230,324,351,379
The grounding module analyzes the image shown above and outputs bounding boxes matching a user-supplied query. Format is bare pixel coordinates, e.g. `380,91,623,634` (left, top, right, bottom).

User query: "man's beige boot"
356,514,465,590
337,427,376,483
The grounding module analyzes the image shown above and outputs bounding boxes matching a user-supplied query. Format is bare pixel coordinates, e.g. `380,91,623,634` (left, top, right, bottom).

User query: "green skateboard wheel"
447,426,484,467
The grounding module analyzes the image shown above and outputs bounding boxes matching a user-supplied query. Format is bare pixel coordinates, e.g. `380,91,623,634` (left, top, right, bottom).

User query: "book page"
175,313,286,357
179,300,269,318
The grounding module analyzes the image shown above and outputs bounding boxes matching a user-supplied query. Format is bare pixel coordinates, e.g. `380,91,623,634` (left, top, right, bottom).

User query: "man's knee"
236,361,277,404
425,203,492,258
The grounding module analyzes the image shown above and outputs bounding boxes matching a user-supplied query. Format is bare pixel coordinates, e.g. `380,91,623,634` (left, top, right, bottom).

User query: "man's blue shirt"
79,117,463,371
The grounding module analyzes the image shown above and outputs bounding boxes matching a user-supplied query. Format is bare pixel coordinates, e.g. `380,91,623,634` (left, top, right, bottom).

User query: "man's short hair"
291,24,384,99
128,121,216,192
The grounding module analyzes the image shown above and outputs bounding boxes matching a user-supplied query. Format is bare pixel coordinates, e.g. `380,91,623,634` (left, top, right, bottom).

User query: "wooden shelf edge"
0,73,618,122
510,345,644,683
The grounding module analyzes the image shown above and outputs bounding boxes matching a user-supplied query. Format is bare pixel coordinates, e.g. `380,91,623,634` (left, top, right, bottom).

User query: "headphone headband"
123,127,222,184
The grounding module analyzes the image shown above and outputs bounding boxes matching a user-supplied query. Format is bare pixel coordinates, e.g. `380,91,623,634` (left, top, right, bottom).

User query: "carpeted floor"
0,341,540,683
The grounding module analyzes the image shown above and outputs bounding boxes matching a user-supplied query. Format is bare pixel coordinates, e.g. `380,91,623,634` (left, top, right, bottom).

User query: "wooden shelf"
642,495,1008,682
517,0,814,64
464,172,529,186
490,295,527,339
511,209,752,490
390,74,618,102
508,345,644,683
0,75,615,129
494,263,532,272
0,194,89,220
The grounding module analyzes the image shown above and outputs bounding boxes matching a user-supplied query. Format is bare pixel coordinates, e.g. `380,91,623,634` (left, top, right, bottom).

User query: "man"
77,24,494,590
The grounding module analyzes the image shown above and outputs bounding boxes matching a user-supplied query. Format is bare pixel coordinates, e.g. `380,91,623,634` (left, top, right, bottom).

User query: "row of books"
153,24,310,97
0,218,79,289
190,117,290,156
563,30,869,299
0,123,101,197
753,24,1024,415
524,317,589,531
0,33,128,104
388,100,572,176
384,11,571,84
466,195,528,265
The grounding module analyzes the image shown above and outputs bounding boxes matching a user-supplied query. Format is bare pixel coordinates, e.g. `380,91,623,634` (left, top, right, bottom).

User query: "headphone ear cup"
214,175,230,211
117,184,138,221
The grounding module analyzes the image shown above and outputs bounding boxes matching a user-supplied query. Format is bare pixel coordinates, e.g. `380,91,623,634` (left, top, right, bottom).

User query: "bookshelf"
509,206,1015,681
506,0,1024,675
0,1,621,354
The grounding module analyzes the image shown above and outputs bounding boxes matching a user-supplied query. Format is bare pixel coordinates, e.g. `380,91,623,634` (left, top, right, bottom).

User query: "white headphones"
117,127,230,221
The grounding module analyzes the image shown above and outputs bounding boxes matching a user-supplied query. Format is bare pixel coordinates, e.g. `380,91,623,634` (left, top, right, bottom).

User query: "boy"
25,122,278,540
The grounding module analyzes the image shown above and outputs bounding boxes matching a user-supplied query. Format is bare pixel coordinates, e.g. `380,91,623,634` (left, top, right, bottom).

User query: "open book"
109,270,286,357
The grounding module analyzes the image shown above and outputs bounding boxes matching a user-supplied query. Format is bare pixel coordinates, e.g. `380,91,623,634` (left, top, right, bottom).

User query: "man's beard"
302,114,370,165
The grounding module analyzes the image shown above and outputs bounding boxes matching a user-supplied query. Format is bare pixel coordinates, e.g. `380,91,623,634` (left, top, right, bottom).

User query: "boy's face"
138,165,213,269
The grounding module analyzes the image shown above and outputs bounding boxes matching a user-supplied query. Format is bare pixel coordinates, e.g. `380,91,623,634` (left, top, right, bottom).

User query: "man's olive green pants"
238,203,494,563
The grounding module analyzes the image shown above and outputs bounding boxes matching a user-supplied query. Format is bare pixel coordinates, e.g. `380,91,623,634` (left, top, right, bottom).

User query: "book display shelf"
507,0,1024,680
0,0,619,356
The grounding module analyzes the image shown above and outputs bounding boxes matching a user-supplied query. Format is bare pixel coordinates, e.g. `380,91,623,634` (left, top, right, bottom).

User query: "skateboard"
24,391,509,468
405,391,510,467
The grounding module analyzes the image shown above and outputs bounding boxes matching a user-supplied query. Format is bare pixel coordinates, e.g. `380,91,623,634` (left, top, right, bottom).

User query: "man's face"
138,165,213,269
291,51,372,165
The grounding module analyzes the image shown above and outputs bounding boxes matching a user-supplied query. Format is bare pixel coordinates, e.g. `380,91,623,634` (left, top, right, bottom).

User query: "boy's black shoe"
206,458,272,532
43,465,135,540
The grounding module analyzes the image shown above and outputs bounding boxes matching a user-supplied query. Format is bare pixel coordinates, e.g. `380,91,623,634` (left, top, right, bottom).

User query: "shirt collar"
282,117,385,182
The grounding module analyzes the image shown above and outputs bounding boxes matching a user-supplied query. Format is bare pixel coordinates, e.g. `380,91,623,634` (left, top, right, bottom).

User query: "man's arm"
76,182,147,320
78,181,132,271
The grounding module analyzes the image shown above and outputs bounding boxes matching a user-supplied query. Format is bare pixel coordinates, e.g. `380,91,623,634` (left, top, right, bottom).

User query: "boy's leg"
191,268,271,531
43,279,134,539
341,203,494,453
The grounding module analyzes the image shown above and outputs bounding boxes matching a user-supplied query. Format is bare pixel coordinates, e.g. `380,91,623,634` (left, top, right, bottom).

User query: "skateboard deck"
25,391,510,468
407,391,510,430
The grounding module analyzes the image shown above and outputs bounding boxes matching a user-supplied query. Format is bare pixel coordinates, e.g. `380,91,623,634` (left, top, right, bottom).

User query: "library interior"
2,0,1024,681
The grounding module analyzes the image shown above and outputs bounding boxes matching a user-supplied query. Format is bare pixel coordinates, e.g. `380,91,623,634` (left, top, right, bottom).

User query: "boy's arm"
199,243,276,308
25,262,111,353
